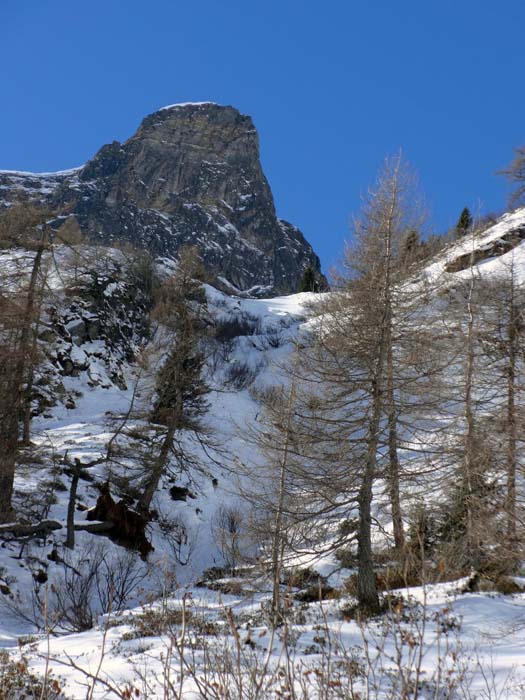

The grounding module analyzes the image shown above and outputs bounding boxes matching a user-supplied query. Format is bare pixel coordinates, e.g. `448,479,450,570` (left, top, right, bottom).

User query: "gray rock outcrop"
0,103,324,294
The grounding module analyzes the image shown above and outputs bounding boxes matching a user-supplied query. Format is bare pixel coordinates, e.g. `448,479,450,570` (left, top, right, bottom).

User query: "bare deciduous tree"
498,145,525,208
0,204,53,522
294,154,429,611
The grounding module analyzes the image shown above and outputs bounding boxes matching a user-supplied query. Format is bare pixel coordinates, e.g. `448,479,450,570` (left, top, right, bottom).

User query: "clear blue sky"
1,0,524,272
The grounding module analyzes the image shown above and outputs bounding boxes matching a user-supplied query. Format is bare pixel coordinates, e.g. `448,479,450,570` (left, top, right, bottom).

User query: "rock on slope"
0,102,323,295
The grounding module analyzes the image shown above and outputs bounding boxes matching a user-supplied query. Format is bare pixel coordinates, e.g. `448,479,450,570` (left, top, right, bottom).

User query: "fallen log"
0,520,63,537
73,520,114,533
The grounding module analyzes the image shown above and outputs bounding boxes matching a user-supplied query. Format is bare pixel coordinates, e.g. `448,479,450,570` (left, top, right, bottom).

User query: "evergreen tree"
298,265,318,293
401,229,420,263
456,207,473,237
138,247,210,513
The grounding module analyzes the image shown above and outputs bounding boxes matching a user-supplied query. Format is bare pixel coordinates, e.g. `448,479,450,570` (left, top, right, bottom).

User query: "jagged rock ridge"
0,103,323,294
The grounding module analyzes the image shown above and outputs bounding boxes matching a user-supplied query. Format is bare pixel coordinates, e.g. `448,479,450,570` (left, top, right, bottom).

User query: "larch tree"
476,254,525,558
294,153,430,611
348,153,428,555
498,146,525,208
437,250,503,571
0,203,53,522
237,370,303,626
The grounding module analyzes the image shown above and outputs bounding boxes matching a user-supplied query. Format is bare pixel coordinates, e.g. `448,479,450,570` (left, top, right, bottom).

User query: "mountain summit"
0,103,323,294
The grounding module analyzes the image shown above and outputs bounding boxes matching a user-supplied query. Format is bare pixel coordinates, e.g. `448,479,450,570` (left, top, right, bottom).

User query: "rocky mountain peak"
0,103,324,295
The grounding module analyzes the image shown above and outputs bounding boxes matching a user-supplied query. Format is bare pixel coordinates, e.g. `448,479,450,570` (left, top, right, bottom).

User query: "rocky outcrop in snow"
0,103,324,295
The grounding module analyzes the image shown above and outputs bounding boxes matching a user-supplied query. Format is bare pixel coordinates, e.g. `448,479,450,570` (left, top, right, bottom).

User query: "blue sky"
1,1,524,272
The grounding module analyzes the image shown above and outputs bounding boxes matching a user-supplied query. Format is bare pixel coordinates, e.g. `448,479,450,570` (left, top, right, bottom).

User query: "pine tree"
456,207,473,237
137,246,210,513
401,229,420,263
298,265,318,293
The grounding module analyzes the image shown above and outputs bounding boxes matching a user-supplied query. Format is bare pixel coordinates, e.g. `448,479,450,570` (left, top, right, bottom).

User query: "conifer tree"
474,255,525,560
137,247,210,513
456,207,473,237
298,265,318,293
237,368,302,626
401,228,420,264
437,250,503,571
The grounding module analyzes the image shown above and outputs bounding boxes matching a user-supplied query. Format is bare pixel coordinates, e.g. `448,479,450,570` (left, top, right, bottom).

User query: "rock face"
0,103,323,294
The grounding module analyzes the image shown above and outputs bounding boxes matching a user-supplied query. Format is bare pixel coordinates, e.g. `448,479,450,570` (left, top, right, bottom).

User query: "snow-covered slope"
2,210,525,697
0,263,315,640
425,207,525,282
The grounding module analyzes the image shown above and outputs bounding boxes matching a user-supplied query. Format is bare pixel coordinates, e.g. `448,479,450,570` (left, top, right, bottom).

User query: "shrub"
376,565,421,591
493,576,523,595
224,360,261,389
121,606,186,640
10,545,149,633
214,313,261,343
211,505,248,574
334,546,355,569
0,650,63,699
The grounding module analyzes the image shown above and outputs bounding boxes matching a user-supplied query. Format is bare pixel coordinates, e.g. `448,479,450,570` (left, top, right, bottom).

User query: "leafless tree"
292,154,431,611
0,204,53,522
498,145,525,208
436,245,510,571
211,504,246,575
471,253,525,561
237,365,305,624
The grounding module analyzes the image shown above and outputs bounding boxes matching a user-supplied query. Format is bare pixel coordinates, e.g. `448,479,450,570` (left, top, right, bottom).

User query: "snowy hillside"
1,209,525,698
425,207,525,281
0,259,316,637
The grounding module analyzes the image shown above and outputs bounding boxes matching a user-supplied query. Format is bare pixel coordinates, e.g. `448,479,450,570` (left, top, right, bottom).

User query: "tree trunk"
66,471,80,549
138,413,178,514
463,271,481,569
386,335,405,551
270,380,295,626
506,302,517,546
357,378,381,613
382,161,404,552
20,228,47,445
0,461,16,524
0,404,19,522
356,158,399,613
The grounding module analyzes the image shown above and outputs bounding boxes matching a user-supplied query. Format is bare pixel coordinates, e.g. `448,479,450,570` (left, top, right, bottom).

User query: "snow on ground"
425,207,525,283
0,166,83,177
159,102,218,111
3,213,525,695
0,284,316,640
11,579,525,698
